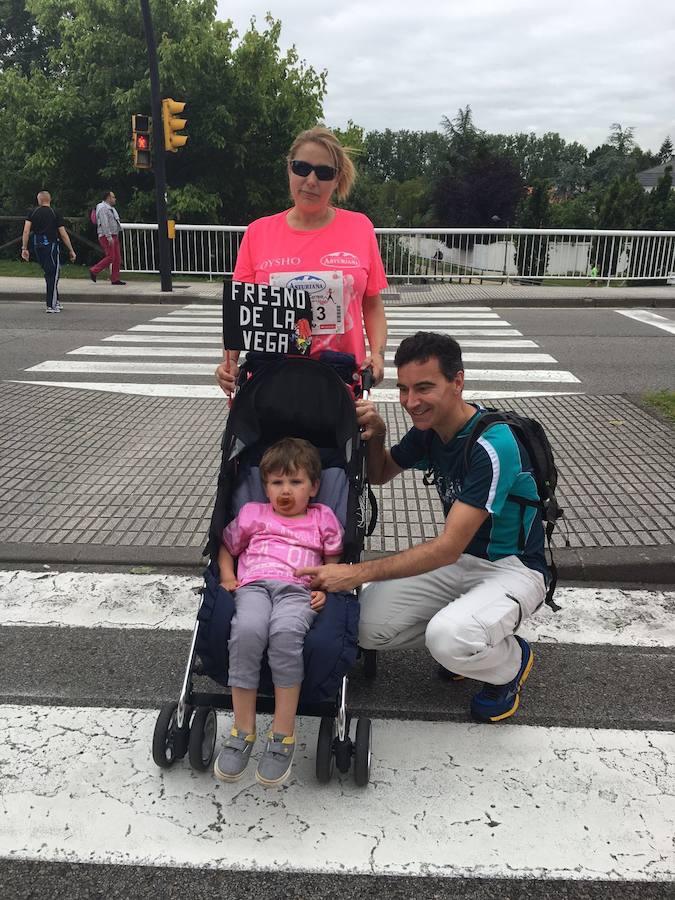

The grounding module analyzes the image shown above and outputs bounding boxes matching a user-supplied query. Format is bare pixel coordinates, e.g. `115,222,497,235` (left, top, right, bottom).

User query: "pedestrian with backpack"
299,331,562,724
20,190,77,313
89,189,126,285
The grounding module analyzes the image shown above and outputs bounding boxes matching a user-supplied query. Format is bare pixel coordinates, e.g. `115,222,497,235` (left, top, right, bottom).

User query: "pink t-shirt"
232,208,388,366
222,501,344,589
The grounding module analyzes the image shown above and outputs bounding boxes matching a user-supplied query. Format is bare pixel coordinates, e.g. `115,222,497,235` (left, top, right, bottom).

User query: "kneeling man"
298,331,548,722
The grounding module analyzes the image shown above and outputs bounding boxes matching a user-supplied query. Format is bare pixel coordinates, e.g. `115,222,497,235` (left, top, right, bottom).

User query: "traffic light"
131,114,152,169
162,98,188,153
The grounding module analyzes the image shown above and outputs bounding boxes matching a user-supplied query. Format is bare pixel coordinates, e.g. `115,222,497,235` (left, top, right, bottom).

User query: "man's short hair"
259,437,322,485
37,190,51,203
394,332,464,381
102,190,113,201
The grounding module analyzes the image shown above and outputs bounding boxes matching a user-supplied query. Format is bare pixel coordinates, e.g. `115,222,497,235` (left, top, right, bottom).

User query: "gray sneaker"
213,726,256,782
256,732,295,787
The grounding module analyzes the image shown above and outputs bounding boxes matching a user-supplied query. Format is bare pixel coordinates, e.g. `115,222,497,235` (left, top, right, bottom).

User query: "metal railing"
120,224,675,283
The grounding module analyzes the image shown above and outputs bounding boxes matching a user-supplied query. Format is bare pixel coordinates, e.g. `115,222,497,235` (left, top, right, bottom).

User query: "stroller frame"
152,355,376,786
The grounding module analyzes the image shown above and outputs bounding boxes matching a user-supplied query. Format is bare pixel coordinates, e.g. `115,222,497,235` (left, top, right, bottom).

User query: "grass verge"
642,390,675,422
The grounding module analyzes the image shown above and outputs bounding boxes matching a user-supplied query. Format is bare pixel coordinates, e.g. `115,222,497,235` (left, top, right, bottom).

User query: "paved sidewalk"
2,275,675,307
0,382,672,582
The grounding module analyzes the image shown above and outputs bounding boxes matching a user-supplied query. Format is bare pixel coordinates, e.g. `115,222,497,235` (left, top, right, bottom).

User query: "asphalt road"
0,301,673,394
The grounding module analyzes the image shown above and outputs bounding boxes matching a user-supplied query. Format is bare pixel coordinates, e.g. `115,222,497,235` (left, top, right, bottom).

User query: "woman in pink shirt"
214,437,343,788
215,126,388,392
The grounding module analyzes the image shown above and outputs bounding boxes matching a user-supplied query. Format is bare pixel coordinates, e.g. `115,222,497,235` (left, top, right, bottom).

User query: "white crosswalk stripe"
1,571,673,885
2,572,673,646
614,308,675,334
15,303,583,399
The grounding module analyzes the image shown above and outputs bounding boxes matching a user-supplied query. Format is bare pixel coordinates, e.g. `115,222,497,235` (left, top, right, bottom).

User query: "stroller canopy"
226,357,360,458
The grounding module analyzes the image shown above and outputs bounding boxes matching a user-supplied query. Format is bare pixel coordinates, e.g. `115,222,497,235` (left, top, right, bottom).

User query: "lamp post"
139,0,172,292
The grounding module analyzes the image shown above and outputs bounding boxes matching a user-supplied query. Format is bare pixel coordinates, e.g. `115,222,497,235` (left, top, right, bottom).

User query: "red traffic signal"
131,113,152,170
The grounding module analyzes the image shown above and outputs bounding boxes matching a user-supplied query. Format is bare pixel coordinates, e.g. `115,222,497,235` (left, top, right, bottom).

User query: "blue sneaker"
470,636,534,723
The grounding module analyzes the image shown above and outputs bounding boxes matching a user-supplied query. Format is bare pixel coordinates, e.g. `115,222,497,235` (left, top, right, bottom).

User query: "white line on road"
12,380,225,398
67,347,557,364
104,334,223,344
614,309,675,334
387,319,511,335
26,362,580,382
385,313,501,320
384,340,538,348
129,324,222,333
12,381,582,400
127,325,526,337
2,704,672,881
384,367,580,383
1,573,671,646
372,388,582,402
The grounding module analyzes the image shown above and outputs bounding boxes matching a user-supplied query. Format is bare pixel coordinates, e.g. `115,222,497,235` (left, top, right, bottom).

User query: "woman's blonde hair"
287,126,357,201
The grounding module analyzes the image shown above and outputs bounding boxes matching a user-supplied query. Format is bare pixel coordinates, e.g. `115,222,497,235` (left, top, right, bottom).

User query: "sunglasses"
290,159,338,181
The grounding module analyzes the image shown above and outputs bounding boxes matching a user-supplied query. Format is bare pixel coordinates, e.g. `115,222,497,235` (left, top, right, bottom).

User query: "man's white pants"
358,554,546,684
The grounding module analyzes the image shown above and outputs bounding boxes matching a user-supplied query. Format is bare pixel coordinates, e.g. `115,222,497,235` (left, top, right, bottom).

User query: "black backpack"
463,409,566,610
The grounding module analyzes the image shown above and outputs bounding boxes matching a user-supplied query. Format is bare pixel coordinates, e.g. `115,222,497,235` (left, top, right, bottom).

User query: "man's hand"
220,575,239,592
310,590,326,611
68,250,76,262
296,563,363,593
356,398,387,442
20,248,29,261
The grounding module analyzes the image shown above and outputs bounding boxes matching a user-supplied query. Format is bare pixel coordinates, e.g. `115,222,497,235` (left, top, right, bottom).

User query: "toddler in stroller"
215,436,343,787
152,355,377,786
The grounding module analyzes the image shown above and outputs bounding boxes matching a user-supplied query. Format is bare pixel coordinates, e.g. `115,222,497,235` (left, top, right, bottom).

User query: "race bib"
269,271,344,335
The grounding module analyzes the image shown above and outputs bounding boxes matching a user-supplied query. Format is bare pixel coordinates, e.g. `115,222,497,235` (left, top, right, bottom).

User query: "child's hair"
259,437,322,485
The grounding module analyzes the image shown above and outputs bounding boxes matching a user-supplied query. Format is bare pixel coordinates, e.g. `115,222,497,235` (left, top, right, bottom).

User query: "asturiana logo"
320,252,359,268
287,274,327,294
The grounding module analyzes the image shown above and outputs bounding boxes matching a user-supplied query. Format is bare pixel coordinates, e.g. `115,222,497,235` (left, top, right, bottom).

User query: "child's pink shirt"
232,208,388,366
222,501,343,589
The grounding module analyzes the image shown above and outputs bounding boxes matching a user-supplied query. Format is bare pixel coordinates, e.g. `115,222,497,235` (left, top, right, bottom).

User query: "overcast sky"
215,0,674,153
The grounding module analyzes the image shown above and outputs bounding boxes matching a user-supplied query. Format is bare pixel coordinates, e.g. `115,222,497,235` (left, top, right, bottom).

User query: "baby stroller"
152,354,377,785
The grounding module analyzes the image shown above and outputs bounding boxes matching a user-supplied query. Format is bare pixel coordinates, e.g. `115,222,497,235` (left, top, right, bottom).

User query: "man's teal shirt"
390,407,549,580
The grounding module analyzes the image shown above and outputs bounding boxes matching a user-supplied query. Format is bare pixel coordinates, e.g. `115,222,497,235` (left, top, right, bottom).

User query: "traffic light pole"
140,0,172,292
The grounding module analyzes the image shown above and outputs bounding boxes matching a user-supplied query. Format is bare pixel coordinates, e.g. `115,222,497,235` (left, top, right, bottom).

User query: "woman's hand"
220,575,239,592
310,590,326,611
214,353,239,395
361,352,384,385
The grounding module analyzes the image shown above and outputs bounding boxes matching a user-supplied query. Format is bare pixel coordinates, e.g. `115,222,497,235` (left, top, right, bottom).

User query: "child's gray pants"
228,579,316,689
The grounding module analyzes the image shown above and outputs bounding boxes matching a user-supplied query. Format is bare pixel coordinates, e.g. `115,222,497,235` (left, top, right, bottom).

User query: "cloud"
216,0,675,151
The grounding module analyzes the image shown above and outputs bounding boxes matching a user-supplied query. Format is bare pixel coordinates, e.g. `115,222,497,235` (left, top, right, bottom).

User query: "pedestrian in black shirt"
21,190,76,313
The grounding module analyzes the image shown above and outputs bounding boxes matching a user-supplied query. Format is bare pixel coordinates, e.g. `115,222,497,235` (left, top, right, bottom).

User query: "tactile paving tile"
0,385,672,553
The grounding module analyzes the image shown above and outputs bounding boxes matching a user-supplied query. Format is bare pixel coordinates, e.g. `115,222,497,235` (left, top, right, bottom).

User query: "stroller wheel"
152,701,185,769
353,717,372,787
188,707,218,771
316,716,335,784
363,649,377,679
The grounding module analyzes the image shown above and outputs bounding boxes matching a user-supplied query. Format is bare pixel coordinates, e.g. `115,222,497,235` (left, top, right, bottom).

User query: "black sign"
223,281,313,354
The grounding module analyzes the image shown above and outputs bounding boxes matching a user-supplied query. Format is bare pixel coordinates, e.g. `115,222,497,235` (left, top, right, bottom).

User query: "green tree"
0,2,325,222
0,0,57,75
658,136,673,164
642,166,673,229
517,179,552,228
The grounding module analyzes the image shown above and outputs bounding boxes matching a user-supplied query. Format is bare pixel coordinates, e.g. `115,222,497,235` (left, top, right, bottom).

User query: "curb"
1,290,675,308
0,543,672,584
0,290,193,305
